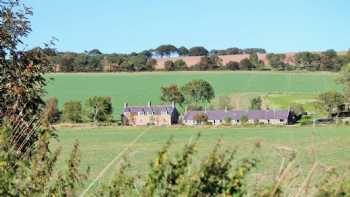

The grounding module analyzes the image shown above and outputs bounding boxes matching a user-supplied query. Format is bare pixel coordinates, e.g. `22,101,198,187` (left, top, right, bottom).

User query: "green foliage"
85,96,113,123
173,59,187,70
181,79,215,104
267,53,286,70
249,53,262,69
189,46,209,56
95,158,135,196
62,101,83,123
239,58,253,70
316,91,345,116
289,103,305,116
209,96,235,110
178,46,189,56
298,115,313,125
160,85,184,106
121,54,154,72
48,141,89,196
250,96,262,110
0,127,88,196
97,135,257,197
315,169,350,196
226,61,240,70
155,44,178,57
164,60,187,71
294,52,321,71
194,55,222,70
188,144,257,196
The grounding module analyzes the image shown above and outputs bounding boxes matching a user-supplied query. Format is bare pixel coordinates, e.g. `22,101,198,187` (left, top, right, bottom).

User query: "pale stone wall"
184,118,287,126
124,112,172,126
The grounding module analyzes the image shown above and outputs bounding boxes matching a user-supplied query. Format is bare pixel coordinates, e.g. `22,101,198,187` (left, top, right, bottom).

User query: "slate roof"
184,110,290,121
123,105,175,115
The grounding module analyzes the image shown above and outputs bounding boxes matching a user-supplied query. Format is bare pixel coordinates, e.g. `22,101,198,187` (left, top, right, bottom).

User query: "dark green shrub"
62,101,83,123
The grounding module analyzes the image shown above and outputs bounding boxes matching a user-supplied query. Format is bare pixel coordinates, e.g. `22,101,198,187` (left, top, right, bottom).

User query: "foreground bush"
95,135,258,197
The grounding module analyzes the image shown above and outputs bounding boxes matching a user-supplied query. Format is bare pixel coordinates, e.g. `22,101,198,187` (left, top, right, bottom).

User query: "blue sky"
24,0,350,53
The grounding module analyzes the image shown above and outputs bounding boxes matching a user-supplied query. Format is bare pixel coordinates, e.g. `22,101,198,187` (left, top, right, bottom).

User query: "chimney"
124,102,128,108
225,106,228,112
185,105,188,113
204,106,207,113
171,101,175,108
148,101,151,107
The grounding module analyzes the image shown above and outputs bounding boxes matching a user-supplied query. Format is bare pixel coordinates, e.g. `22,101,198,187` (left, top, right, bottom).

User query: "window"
138,111,144,116
280,119,284,122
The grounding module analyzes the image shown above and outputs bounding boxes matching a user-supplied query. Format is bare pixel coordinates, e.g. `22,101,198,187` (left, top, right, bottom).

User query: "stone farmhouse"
183,109,291,126
121,102,179,126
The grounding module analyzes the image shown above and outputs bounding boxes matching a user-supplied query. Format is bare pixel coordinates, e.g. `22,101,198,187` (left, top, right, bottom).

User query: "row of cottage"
122,102,291,126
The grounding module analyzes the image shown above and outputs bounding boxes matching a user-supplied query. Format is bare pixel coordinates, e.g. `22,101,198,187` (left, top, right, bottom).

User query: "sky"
24,0,350,54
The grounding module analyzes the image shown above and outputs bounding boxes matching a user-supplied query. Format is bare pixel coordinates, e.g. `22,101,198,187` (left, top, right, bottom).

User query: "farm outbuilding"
183,109,291,126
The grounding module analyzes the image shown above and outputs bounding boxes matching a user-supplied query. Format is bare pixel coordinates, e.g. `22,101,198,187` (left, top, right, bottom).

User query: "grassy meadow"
45,71,342,116
53,126,350,192
46,71,348,194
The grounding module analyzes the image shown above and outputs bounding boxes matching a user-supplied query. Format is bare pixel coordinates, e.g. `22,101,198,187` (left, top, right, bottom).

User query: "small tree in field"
181,80,215,105
62,101,82,123
315,91,345,117
85,96,113,123
249,97,262,110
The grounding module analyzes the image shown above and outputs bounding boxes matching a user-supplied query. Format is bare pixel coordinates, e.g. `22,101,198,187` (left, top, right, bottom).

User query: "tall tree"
160,85,185,106
0,1,88,195
155,45,178,57
0,1,51,127
316,91,345,116
85,96,113,123
181,80,215,104
189,46,209,56
249,97,262,110
267,53,286,70
178,46,189,56
88,49,102,55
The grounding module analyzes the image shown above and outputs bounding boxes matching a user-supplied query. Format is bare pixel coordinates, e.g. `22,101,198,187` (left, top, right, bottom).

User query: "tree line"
47,46,350,72
44,96,114,124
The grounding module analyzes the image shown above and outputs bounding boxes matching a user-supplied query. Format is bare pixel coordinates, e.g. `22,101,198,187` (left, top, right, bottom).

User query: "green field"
46,71,342,115
53,126,350,194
